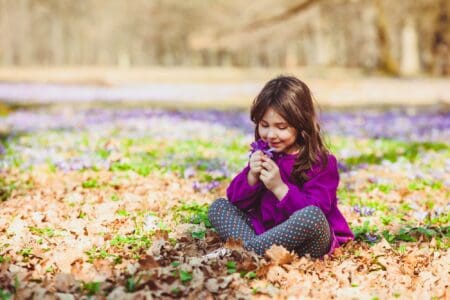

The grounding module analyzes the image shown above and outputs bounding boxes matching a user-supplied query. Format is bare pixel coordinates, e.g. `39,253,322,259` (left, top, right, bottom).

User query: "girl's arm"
275,155,339,218
226,165,263,211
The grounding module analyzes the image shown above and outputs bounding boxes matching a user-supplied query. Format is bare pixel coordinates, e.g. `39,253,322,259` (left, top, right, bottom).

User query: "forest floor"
0,67,449,108
0,105,448,299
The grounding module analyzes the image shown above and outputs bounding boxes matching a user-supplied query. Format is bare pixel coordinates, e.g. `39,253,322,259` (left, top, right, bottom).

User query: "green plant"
28,226,57,237
82,281,101,296
82,178,100,188
179,270,192,284
173,202,211,228
0,177,15,202
0,288,12,300
171,261,180,267
351,221,379,244
226,261,237,274
125,276,142,292
110,233,152,255
382,225,448,244
380,215,394,225
18,247,33,258
85,247,121,263
116,209,130,217
0,255,11,264
191,229,206,239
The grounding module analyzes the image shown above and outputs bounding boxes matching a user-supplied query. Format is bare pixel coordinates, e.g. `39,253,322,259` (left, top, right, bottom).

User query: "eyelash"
260,124,287,130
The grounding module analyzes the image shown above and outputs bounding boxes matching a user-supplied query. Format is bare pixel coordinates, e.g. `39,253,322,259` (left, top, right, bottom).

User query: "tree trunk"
400,17,421,76
374,0,399,74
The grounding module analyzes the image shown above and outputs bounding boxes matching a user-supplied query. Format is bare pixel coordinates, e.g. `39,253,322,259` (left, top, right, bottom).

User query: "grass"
173,202,212,228
0,177,14,202
81,178,101,189
0,288,12,300
81,281,101,296
28,226,58,238
330,137,449,169
85,247,121,264
0,105,448,298
110,233,153,254
352,220,449,249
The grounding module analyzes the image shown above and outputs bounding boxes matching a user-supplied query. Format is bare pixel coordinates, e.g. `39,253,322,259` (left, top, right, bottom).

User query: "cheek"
258,126,267,138
281,129,297,143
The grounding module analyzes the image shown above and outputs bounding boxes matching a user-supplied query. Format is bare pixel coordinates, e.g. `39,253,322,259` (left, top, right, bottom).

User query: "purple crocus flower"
206,180,220,191
249,139,274,158
192,180,220,193
365,233,378,243
183,167,196,179
192,181,202,192
353,205,375,216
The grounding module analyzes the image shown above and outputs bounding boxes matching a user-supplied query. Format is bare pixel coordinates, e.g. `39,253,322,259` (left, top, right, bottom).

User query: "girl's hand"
260,156,288,200
247,150,264,186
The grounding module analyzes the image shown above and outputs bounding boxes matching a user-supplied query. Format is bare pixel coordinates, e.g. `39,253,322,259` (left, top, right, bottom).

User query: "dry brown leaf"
256,263,272,278
264,245,295,265
266,265,289,284
93,259,114,277
146,238,167,257
224,238,245,251
138,255,159,269
54,273,77,293
204,278,220,293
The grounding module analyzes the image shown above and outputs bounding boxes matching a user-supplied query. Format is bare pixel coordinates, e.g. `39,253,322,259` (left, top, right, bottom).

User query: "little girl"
208,75,354,258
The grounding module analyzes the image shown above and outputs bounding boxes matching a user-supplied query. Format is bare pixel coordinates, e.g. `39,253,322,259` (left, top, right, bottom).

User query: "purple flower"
206,181,220,191
365,233,378,243
192,180,220,193
353,205,375,216
183,167,196,179
192,181,202,192
249,139,274,158
337,161,349,172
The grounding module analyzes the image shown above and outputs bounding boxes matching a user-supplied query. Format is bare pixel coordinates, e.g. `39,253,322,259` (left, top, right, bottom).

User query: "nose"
267,128,277,139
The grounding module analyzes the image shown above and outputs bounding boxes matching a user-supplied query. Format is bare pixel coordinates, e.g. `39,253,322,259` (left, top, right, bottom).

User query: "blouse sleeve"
276,155,339,218
226,165,263,211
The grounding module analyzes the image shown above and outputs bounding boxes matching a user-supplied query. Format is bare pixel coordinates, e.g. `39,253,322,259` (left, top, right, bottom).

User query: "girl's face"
258,107,299,154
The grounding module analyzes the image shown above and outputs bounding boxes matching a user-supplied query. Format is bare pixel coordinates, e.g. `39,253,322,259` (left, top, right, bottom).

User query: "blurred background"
0,0,449,108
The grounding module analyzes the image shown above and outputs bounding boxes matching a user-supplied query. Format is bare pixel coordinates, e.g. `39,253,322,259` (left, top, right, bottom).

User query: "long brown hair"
250,75,329,186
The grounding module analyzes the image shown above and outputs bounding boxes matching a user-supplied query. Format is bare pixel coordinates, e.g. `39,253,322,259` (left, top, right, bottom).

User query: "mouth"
269,142,281,147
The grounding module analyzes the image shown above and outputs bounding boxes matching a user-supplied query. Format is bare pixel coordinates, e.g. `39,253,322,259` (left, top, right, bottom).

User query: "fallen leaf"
264,245,295,265
54,273,77,293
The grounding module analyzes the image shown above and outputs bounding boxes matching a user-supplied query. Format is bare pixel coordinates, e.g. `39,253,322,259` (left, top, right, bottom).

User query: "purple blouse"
226,153,354,254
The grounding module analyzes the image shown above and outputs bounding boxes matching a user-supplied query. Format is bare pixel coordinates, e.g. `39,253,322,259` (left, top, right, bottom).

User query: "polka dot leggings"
208,198,331,258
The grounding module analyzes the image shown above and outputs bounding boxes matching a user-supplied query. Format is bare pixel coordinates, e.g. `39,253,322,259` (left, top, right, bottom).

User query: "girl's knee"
291,205,325,218
290,206,328,231
292,205,325,219
208,198,230,217
304,205,323,215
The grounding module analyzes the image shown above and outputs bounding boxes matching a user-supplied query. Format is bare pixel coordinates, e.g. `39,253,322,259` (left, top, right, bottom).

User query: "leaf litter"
0,107,448,299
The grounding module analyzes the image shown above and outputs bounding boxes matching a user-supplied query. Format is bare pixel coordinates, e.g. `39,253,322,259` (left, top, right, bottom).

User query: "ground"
0,106,448,299
0,67,449,108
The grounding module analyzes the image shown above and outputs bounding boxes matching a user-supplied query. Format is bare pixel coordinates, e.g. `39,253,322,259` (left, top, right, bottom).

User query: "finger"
253,150,263,158
262,162,272,170
260,169,269,177
251,153,262,162
261,157,277,168
261,155,274,163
